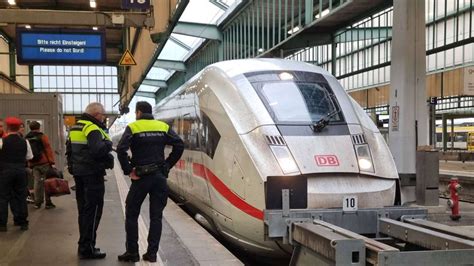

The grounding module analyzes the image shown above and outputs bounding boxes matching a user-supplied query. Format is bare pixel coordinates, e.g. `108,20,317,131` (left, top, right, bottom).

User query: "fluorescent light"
315,8,330,19
287,26,300,35
90,1,96,8
321,9,330,17
25,25,31,29
7,0,16,5
92,27,98,30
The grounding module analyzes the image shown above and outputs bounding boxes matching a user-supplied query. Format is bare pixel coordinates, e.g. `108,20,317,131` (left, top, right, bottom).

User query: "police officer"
117,101,183,262
66,102,113,259
0,117,33,232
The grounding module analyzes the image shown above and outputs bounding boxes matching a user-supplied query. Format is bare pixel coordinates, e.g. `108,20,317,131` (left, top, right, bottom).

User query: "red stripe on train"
175,160,186,170
192,163,206,178
191,163,264,220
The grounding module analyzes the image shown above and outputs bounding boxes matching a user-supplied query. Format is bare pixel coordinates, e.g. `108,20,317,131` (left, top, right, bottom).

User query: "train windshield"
246,71,344,124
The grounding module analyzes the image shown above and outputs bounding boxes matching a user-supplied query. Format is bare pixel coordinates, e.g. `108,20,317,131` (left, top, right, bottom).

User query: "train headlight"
270,146,300,174
358,158,372,170
355,145,374,172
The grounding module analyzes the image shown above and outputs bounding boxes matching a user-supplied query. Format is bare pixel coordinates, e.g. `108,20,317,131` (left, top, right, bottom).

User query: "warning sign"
391,105,399,132
119,49,137,66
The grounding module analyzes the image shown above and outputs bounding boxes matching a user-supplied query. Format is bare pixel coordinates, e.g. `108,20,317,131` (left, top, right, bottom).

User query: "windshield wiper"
311,109,340,132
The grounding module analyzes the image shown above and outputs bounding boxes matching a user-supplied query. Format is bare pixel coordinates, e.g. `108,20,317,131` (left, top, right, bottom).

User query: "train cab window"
248,71,343,124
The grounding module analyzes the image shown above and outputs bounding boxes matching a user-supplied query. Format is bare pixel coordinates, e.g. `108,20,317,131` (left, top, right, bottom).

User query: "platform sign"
16,29,106,65
122,0,150,9
464,66,474,95
343,195,358,212
391,105,400,131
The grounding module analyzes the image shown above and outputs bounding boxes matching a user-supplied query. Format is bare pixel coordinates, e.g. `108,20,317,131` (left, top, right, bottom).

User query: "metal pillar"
8,42,15,81
389,0,428,203
442,114,447,151
429,104,436,146
451,118,455,150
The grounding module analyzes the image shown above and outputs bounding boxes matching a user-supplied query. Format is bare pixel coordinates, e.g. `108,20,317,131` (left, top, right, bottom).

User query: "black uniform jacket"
116,113,184,176
66,113,113,176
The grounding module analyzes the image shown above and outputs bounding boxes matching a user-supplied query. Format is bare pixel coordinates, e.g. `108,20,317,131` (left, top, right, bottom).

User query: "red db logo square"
315,155,339,166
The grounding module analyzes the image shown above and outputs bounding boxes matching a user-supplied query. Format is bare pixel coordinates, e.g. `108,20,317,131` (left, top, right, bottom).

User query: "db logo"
315,155,339,166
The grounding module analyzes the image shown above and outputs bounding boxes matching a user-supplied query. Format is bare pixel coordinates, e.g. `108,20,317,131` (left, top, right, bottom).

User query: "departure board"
17,29,106,65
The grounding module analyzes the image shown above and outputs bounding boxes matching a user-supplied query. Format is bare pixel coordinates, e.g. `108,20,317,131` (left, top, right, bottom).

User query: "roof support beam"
142,79,168,88
169,36,192,50
209,0,229,10
0,9,154,28
279,33,332,51
135,91,156,98
335,27,392,43
153,59,186,71
174,22,222,41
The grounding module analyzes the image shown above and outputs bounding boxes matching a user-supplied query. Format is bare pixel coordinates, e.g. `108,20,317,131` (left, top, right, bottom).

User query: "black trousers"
125,171,168,254
0,166,28,227
74,174,105,253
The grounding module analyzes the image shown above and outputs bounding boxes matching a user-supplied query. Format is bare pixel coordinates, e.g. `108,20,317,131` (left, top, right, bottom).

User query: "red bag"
44,178,71,197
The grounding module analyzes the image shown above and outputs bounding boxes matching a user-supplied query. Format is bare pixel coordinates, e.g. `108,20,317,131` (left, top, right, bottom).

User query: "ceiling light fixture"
90,1,97,8
25,25,31,29
7,0,16,5
287,26,300,35
92,26,98,30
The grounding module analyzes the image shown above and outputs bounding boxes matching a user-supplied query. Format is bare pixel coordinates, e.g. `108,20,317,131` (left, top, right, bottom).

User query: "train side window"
456,132,467,142
436,133,442,142
200,112,221,159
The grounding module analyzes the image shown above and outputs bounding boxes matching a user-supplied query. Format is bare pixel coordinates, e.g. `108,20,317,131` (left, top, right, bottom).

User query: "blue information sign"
122,0,150,9
17,29,106,65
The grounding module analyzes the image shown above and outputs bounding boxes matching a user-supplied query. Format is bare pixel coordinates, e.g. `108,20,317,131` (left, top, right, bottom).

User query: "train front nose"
306,175,396,209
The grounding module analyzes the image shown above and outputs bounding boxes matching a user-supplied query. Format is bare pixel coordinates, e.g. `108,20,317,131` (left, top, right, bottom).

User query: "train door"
180,115,194,193
169,116,185,197
194,122,213,206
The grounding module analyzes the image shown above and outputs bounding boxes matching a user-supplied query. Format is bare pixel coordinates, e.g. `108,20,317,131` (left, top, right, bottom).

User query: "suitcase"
44,178,71,197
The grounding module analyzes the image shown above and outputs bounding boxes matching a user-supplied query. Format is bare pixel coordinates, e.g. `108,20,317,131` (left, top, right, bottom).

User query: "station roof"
0,0,148,64
136,0,239,95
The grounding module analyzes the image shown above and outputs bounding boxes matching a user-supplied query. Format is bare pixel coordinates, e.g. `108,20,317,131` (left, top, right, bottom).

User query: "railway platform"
0,157,242,266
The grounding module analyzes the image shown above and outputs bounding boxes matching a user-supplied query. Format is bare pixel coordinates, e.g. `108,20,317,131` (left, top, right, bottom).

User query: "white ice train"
149,59,399,256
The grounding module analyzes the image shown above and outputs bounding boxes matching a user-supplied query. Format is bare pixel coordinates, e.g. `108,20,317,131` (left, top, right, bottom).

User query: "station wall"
349,66,467,109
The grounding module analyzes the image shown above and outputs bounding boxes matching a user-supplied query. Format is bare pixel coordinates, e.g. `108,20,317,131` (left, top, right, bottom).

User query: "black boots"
142,252,157,263
117,251,139,262
79,247,106,260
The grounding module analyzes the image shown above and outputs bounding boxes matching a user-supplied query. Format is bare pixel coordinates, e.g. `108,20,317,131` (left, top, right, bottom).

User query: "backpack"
26,133,45,162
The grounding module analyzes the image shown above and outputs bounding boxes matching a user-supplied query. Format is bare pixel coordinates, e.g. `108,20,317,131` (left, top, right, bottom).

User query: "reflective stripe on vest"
69,120,111,145
128,119,169,134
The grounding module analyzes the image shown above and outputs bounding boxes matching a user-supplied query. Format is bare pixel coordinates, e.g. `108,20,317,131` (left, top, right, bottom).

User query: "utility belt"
135,162,162,177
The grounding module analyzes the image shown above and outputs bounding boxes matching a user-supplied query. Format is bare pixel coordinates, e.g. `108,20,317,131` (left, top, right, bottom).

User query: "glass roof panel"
138,85,159,93
158,39,190,61
145,67,171,80
179,0,225,25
